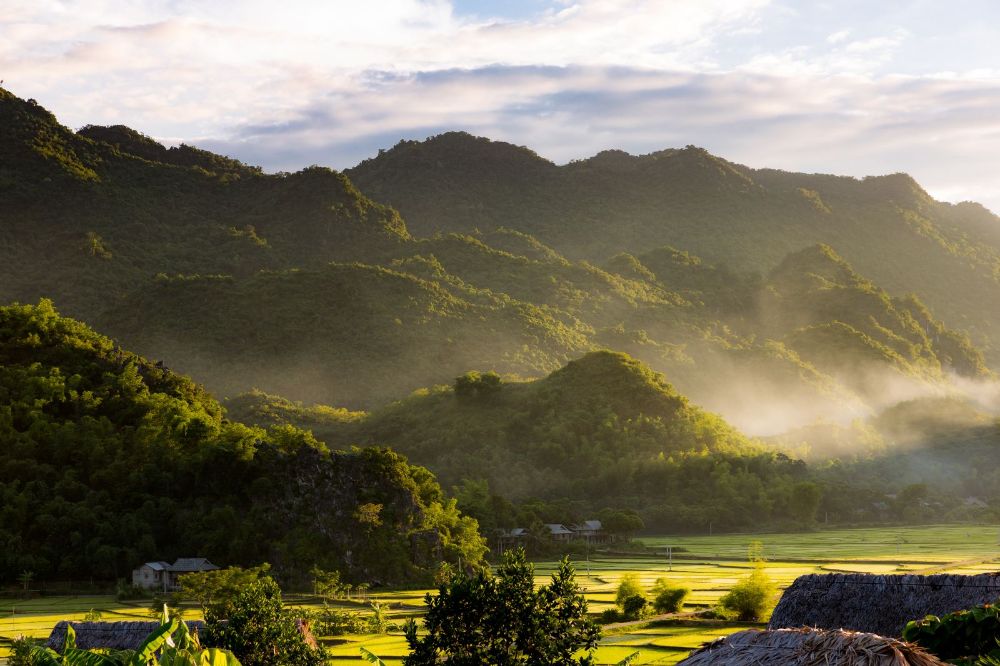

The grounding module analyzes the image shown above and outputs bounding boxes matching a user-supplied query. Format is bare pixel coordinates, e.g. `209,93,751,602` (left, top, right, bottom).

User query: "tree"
404,547,600,665
719,544,776,621
174,564,271,612
453,371,502,400
615,573,644,609
203,576,326,666
789,482,821,523
650,578,690,614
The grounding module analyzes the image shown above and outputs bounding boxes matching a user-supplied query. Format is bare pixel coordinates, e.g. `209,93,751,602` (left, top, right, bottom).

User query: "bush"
204,576,327,666
651,578,690,614
719,567,776,621
621,594,648,620
311,604,367,636
599,609,621,623
615,573,644,609
8,635,33,666
903,603,1000,663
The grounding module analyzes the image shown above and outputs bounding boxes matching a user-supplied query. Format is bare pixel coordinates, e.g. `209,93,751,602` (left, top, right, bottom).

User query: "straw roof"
46,621,205,652
769,573,1000,637
677,627,948,666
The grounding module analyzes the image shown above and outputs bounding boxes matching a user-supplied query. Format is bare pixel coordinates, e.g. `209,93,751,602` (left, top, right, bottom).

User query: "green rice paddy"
3,524,1000,665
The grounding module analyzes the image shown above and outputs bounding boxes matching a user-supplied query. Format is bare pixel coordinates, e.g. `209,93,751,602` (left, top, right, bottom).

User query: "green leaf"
128,618,180,666
63,648,122,666
360,647,388,666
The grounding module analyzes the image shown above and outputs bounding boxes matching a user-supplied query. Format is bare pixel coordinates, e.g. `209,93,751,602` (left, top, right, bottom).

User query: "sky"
3,0,999,212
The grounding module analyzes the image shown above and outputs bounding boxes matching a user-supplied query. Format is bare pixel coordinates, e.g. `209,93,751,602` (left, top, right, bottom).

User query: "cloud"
1,0,998,212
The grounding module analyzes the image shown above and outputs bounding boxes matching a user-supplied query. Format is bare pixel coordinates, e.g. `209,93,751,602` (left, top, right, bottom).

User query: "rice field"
3,524,1000,665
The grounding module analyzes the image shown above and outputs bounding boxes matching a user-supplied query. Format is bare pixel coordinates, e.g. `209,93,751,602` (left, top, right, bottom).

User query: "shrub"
903,603,1000,663
719,567,776,621
615,573,644,609
651,578,690,614
621,594,648,620
311,603,367,636
599,608,621,624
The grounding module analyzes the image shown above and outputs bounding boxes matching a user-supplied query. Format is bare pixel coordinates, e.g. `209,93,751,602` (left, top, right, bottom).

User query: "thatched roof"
46,621,205,652
677,628,948,666
769,573,1000,637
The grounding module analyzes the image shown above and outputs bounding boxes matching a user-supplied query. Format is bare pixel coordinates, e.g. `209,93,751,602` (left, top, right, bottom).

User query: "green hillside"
0,89,991,435
347,132,1000,362
227,351,821,532
0,89,408,322
0,300,484,584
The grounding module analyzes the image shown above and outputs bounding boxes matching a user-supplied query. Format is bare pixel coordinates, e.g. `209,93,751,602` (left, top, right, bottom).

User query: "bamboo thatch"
769,573,1000,637
46,621,206,652
678,627,947,666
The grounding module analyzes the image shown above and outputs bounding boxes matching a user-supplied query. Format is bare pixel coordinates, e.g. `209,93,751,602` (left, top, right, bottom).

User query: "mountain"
227,350,817,532
0,88,408,323
0,89,991,433
347,132,1000,363
0,300,485,583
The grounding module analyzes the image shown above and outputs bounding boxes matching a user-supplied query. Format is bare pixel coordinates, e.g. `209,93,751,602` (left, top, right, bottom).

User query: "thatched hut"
677,627,947,666
769,573,1000,637
46,620,205,652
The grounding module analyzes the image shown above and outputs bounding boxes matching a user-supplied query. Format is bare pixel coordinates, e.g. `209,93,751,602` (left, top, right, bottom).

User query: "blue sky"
2,0,999,211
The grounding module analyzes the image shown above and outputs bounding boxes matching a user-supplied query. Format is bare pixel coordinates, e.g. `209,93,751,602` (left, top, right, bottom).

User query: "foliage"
203,577,326,666
310,603,367,636
650,578,690,614
22,611,243,666
174,566,271,611
621,595,648,620
903,604,1000,664
0,301,485,583
615,574,645,610
404,547,600,665
719,566,777,621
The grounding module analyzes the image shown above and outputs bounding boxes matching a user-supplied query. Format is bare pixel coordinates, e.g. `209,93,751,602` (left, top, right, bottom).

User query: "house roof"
507,528,527,537
140,561,172,571
677,627,946,666
769,573,1000,637
46,621,205,652
544,523,574,535
170,557,219,572
573,520,602,532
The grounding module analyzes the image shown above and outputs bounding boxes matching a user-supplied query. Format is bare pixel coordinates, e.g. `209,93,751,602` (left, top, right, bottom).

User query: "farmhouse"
677,627,946,666
769,573,1000,637
131,557,219,592
545,523,575,541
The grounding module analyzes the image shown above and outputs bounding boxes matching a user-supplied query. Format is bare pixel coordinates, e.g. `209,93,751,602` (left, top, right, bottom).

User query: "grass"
3,524,999,664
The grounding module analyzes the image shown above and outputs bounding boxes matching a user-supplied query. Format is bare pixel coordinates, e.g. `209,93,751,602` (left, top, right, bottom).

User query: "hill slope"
0,300,484,583
347,132,1000,361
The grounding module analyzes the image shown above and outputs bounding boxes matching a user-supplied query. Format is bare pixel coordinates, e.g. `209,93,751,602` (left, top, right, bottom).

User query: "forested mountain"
0,89,408,322
0,300,484,584
227,351,820,532
2,87,998,533
347,132,1000,362
0,89,990,435
227,353,1000,532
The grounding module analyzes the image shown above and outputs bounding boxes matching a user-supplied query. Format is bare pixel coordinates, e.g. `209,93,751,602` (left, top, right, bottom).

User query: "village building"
131,557,219,592
544,523,575,541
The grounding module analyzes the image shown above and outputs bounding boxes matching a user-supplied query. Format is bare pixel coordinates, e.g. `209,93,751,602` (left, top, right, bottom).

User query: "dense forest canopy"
0,300,484,584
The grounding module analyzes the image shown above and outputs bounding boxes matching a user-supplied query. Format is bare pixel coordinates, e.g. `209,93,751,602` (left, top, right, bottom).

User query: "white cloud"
0,0,998,212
